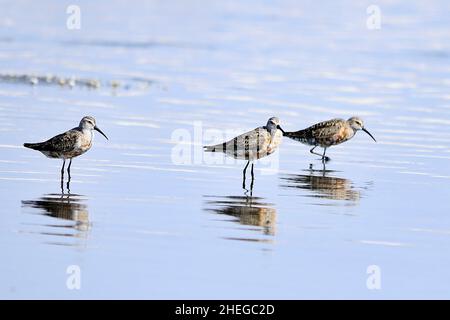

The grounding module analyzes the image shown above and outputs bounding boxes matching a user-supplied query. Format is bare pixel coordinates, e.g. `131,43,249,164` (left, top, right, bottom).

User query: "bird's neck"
348,128,357,140
267,127,280,147
346,122,357,135
81,128,93,141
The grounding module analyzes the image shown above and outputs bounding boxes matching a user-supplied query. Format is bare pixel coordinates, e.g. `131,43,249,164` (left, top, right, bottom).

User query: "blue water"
1,0,450,299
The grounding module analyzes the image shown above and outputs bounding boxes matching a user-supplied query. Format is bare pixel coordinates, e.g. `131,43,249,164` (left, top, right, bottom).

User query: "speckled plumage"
284,118,354,148
204,117,284,191
24,116,108,185
24,128,92,159
204,126,282,160
284,117,376,161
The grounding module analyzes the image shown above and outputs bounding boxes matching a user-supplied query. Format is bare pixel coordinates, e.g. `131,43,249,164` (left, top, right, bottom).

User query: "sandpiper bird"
284,117,376,162
24,116,108,180
204,117,284,190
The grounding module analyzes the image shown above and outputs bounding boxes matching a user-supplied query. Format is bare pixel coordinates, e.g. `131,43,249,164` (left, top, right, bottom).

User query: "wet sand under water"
1,0,450,299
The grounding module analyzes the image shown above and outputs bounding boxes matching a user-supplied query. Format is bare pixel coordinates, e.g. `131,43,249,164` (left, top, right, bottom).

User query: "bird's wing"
285,119,345,144
309,119,346,140
224,127,271,159
37,130,80,153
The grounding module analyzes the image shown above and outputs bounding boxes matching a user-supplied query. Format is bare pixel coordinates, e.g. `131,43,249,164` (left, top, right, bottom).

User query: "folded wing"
204,127,272,160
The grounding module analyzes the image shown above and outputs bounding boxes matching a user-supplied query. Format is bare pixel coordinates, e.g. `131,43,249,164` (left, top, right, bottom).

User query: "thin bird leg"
60,159,65,195
250,163,255,194
321,161,326,176
61,159,66,179
67,159,72,180
67,159,72,193
310,146,323,158
321,147,330,162
242,160,250,189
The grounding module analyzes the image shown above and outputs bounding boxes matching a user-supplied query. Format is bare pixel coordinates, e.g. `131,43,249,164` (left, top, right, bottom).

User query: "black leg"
250,163,254,195
67,159,72,180
242,161,250,189
321,147,330,162
60,159,65,195
66,159,72,194
310,146,323,158
61,159,66,177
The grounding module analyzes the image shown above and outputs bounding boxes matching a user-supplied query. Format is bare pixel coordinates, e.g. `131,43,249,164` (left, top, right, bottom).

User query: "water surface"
1,0,450,299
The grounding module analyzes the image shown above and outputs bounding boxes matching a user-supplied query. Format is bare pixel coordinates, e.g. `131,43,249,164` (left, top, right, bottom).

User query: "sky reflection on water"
1,0,450,299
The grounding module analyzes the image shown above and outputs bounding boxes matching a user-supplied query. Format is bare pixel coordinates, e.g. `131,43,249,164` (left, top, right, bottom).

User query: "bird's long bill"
94,126,109,140
362,128,376,142
277,125,285,134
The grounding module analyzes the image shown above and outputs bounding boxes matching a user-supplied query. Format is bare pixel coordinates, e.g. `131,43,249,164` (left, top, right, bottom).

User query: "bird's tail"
203,145,217,152
283,130,308,142
203,143,225,152
23,142,43,150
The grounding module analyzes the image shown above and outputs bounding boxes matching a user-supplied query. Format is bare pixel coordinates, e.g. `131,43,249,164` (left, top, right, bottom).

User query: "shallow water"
1,0,450,299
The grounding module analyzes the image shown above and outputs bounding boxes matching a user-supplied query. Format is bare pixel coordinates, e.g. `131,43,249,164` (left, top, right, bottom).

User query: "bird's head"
266,117,285,134
79,116,108,140
347,116,376,142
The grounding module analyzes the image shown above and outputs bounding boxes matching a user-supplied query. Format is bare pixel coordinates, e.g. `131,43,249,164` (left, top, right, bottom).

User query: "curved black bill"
277,125,285,134
362,128,376,142
94,126,109,140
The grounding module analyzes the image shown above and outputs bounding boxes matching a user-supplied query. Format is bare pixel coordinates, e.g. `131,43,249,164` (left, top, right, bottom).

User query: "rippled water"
1,0,450,299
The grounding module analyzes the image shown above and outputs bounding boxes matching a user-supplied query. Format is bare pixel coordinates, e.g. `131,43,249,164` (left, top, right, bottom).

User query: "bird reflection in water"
21,193,90,246
204,195,276,241
280,163,363,203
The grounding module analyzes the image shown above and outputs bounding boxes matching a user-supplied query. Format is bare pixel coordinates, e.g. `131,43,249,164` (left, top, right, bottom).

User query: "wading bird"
284,117,376,162
24,116,108,184
204,117,284,191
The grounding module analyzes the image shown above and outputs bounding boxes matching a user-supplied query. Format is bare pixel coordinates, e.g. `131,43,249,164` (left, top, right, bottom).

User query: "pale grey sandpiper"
24,116,108,183
284,116,376,162
204,117,284,190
